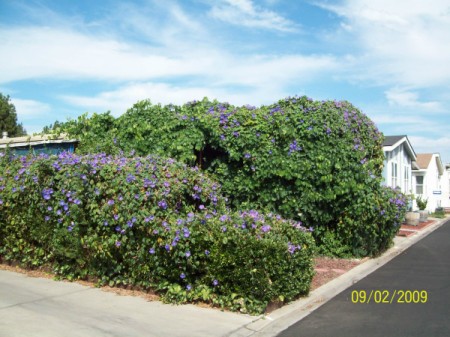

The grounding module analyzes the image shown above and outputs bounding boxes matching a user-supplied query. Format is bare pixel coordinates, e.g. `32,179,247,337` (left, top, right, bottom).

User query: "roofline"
413,153,445,175
434,153,445,175
0,138,78,149
382,135,417,161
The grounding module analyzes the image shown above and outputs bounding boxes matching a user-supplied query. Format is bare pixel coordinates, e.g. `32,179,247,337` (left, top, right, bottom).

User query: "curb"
229,217,449,337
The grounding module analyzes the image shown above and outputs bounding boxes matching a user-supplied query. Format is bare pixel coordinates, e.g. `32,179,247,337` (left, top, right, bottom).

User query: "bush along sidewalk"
58,95,408,257
0,151,315,314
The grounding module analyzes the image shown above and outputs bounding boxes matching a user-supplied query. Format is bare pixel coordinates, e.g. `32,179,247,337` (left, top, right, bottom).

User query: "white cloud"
0,27,204,84
385,88,442,111
61,81,291,116
11,98,51,120
409,135,450,163
319,0,450,88
0,22,337,97
209,0,298,32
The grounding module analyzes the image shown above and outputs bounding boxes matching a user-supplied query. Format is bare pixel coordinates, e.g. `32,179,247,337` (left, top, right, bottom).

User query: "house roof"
382,135,407,147
382,135,417,161
415,153,433,170
415,153,445,175
0,134,78,148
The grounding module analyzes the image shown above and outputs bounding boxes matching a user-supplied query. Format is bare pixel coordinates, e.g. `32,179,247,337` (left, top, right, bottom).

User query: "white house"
412,153,447,211
382,135,417,194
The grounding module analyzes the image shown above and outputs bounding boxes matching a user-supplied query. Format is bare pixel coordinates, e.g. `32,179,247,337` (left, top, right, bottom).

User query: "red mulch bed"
311,257,364,290
397,220,435,237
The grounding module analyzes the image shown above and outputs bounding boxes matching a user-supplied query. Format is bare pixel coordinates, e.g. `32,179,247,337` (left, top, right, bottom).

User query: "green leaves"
51,94,397,259
0,151,316,315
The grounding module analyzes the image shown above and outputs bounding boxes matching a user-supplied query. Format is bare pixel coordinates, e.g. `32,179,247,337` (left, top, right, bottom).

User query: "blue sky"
1,0,449,163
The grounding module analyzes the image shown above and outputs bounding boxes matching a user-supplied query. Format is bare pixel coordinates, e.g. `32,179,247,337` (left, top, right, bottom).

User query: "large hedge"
0,151,315,314
58,95,407,256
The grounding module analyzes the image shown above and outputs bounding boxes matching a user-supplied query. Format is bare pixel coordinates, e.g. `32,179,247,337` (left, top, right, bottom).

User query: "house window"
416,176,424,195
391,162,398,188
404,166,409,192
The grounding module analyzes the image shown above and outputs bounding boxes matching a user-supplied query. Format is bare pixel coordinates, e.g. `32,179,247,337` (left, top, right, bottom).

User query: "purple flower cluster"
288,242,302,254
288,140,302,155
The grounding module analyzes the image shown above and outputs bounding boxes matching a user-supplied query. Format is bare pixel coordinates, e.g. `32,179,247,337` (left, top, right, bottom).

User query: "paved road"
277,219,450,337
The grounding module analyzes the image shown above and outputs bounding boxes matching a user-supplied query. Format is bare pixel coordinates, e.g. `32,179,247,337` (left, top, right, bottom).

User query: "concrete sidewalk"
1,217,447,337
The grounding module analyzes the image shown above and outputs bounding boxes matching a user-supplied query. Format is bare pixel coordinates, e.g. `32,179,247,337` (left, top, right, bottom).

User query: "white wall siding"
412,154,447,211
382,143,412,194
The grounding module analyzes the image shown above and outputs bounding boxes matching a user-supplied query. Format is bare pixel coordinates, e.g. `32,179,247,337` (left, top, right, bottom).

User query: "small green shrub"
432,207,445,218
416,196,428,210
0,152,315,314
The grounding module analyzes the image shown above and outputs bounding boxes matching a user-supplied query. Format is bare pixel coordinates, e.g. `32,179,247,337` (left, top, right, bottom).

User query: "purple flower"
212,279,219,286
104,221,109,226
180,273,186,279
158,200,168,209
199,204,205,210
186,284,192,291
288,140,302,155
288,242,301,254
144,216,154,222
165,244,171,251
149,248,155,254
107,199,115,206
205,250,210,256
42,188,53,200
44,216,50,221
183,228,190,238
261,225,271,233
219,215,228,222
115,241,121,247
185,251,191,258
114,214,119,220
221,226,227,232
244,153,251,159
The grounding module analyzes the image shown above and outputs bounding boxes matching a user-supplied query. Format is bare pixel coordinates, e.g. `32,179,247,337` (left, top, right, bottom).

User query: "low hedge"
0,151,315,314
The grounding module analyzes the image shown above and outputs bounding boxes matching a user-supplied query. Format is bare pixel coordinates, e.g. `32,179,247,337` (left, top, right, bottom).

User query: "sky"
0,0,449,163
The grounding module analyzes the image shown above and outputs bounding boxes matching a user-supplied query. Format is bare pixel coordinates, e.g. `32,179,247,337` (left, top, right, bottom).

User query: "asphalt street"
277,219,450,337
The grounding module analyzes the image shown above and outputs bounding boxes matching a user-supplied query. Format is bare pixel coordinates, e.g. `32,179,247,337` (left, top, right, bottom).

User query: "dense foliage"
0,151,315,314
0,93,26,137
57,96,406,256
